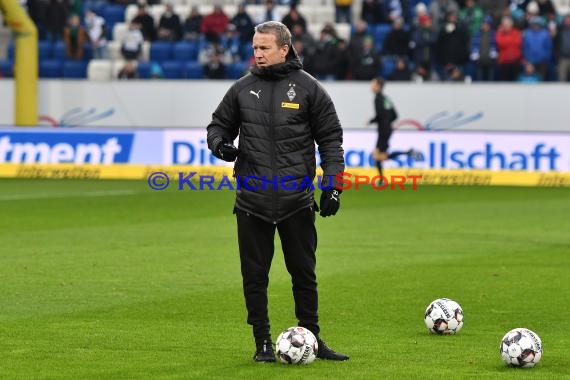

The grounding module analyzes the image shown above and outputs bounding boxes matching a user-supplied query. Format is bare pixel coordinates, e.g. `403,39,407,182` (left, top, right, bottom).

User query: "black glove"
215,141,239,162
319,188,341,217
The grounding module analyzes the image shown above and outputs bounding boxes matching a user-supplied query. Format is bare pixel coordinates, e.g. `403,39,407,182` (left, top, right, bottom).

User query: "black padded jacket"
207,49,345,223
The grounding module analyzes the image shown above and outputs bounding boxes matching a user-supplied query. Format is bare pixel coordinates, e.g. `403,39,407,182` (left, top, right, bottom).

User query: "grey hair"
255,21,292,47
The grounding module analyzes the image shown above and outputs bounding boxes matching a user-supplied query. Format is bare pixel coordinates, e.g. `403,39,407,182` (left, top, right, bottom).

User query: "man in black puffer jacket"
207,21,348,363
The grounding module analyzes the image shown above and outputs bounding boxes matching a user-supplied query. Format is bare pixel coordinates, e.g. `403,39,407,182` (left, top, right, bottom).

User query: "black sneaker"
316,338,349,361
253,339,275,362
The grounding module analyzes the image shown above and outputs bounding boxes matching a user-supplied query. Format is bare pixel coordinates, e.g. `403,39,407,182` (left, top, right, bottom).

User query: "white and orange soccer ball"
275,326,318,365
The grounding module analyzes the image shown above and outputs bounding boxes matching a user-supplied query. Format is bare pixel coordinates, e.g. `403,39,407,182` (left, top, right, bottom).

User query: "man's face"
370,80,381,93
253,32,288,68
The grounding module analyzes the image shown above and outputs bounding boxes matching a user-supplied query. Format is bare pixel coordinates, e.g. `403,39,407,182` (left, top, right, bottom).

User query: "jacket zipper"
270,82,277,224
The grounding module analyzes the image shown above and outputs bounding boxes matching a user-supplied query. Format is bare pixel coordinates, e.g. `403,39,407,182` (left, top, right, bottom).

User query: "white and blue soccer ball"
275,326,318,365
424,298,464,335
500,328,543,368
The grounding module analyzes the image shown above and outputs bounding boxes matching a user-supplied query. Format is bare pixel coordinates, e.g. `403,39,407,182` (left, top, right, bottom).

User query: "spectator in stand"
256,0,281,24
27,0,48,39
157,2,182,41
412,2,429,26
183,6,203,41
231,2,255,45
557,15,570,82
429,0,460,33
221,24,243,62
385,0,404,23
410,14,438,80
281,4,307,33
459,0,484,38
335,0,352,24
293,40,313,73
291,22,316,56
311,23,343,80
348,20,372,58
201,4,230,38
383,17,411,57
132,4,156,42
388,56,412,80
495,15,522,81
518,0,557,19
118,60,139,79
436,12,470,78
522,16,552,80
199,34,232,79
350,35,382,80
45,0,68,42
335,38,350,80
478,0,509,25
85,9,108,59
63,14,86,60
521,1,556,36
470,15,498,81
361,0,387,25
523,1,540,28
518,62,540,82
204,51,226,79
202,44,229,79
121,22,144,60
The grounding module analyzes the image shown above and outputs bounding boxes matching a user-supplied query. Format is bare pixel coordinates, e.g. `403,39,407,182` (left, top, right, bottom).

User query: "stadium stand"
2,0,569,82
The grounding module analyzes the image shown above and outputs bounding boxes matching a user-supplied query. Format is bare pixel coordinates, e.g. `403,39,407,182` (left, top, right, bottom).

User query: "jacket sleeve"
309,81,345,189
206,83,241,153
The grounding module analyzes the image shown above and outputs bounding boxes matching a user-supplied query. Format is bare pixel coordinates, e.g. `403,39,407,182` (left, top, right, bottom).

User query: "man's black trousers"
236,207,319,343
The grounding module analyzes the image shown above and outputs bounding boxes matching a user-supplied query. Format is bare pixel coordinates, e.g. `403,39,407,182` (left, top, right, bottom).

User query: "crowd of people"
16,0,570,82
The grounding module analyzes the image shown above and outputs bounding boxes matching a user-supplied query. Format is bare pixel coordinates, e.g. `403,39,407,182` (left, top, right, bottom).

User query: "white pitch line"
0,190,138,201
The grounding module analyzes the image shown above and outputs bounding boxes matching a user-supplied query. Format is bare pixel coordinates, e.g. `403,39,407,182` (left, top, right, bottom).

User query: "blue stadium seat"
161,61,184,79
373,24,392,53
137,61,153,79
102,4,126,23
38,40,52,59
381,57,397,78
173,41,198,62
62,61,88,78
52,41,66,60
150,42,173,62
84,1,106,17
39,60,64,78
102,5,126,40
227,61,248,79
185,62,204,79
0,59,13,78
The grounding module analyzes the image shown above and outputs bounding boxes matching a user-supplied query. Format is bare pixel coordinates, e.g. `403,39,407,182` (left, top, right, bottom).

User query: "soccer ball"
275,326,318,364
500,328,543,368
424,298,464,334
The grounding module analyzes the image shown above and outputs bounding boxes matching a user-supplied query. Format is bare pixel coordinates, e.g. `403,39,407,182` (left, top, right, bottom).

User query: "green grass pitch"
1,179,569,379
